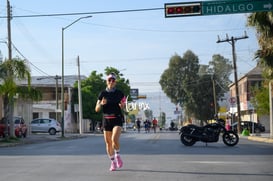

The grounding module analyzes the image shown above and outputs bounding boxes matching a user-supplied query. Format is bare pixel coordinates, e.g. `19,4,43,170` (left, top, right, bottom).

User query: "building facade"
229,66,269,129
1,75,88,134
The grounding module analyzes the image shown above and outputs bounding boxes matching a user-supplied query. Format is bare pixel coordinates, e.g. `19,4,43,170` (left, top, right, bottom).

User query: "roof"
16,75,87,87
229,65,263,87
245,66,262,77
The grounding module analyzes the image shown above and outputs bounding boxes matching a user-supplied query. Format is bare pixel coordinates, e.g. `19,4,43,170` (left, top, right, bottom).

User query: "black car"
231,121,265,133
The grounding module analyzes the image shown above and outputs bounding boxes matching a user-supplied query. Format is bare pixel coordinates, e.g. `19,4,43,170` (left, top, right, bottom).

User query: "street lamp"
61,15,92,137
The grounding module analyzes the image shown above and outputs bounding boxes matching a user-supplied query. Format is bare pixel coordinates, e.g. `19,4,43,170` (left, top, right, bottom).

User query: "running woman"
95,72,126,171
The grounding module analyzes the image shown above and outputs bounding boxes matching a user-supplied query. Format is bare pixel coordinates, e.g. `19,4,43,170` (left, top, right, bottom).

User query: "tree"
186,74,215,121
160,50,232,122
248,12,273,73
0,57,41,138
195,55,232,121
160,50,200,106
159,112,166,128
247,12,273,126
251,81,269,115
208,54,233,93
144,109,153,120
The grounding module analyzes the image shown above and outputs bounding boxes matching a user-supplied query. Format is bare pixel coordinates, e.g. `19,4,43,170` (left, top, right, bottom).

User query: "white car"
31,118,62,135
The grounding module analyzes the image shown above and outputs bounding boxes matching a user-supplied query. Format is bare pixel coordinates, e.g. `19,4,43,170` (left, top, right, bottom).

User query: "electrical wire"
0,7,163,19
11,42,51,76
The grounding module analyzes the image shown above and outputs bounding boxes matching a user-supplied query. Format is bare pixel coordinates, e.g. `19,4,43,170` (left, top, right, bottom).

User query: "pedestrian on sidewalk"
152,117,158,133
136,118,141,133
95,72,126,171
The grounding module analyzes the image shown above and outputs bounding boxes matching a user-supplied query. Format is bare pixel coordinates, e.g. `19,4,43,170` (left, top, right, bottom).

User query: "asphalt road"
0,131,273,181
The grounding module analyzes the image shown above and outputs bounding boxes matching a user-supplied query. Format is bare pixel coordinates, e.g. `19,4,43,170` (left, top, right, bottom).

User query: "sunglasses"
107,78,116,82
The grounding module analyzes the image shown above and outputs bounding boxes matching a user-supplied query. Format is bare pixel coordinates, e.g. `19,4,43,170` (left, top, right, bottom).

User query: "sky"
0,0,260,119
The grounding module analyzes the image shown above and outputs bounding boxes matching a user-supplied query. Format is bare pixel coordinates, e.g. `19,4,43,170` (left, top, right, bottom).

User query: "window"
41,119,51,124
31,119,39,124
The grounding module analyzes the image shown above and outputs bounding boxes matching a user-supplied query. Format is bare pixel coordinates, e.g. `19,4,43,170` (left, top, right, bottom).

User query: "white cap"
106,72,116,80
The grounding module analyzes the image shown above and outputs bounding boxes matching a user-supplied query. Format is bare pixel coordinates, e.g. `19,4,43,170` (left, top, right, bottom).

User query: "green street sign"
165,0,273,18
203,0,273,15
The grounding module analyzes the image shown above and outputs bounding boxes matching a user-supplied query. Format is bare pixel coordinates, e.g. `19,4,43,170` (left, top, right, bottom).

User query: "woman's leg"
104,131,114,157
104,130,117,171
112,126,123,168
112,126,122,150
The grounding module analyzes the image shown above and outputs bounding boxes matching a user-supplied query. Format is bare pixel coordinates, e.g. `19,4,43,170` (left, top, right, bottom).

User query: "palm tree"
248,12,273,71
0,57,41,138
248,12,273,137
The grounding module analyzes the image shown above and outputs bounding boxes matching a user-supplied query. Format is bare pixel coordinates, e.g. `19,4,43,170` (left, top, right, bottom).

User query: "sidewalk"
240,133,273,143
1,132,273,147
0,133,87,147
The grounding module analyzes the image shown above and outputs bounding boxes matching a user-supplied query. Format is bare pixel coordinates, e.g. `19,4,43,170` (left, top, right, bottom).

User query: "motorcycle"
179,119,239,146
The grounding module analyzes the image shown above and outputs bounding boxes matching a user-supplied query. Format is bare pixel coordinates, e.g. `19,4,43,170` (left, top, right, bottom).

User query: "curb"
246,136,273,143
0,134,87,147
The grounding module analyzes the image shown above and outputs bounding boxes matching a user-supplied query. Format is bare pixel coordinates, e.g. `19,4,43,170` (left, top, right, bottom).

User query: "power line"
0,7,163,19
11,42,51,76
217,32,249,133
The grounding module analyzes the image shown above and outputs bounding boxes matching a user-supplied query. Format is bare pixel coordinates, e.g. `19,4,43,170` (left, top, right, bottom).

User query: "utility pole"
217,32,248,134
7,0,12,60
211,75,217,118
77,56,83,134
54,75,61,120
5,0,15,137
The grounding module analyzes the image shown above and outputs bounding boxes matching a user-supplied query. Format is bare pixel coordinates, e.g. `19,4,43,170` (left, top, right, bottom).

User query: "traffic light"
165,2,202,18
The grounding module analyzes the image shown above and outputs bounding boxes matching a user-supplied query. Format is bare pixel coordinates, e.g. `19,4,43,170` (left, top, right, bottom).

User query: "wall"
14,98,33,135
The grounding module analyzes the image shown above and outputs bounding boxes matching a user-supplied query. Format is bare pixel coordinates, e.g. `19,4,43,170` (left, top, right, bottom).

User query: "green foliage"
16,86,42,101
128,114,136,123
186,74,215,120
144,109,153,120
160,50,199,106
251,82,269,115
0,136,19,143
247,12,273,116
159,112,166,127
160,50,232,121
248,12,273,70
209,54,233,92
0,58,36,138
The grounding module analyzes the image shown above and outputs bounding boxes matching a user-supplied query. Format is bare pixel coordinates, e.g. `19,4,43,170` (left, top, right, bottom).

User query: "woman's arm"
95,97,107,112
95,100,102,112
119,96,126,109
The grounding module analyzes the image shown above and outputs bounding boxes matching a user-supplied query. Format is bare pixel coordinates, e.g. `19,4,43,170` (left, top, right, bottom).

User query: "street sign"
203,0,273,16
165,0,273,17
130,89,139,100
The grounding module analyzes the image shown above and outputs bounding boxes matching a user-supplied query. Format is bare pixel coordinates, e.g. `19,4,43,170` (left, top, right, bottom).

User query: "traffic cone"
241,128,250,136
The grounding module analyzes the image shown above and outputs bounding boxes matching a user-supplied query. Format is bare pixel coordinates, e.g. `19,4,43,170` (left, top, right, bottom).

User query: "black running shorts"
103,117,123,131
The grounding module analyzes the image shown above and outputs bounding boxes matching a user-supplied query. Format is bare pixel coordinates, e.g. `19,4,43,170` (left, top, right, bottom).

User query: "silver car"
31,118,62,135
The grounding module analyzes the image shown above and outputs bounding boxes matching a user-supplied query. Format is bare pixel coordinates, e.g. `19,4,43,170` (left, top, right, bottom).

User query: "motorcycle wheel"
222,131,239,146
180,134,196,146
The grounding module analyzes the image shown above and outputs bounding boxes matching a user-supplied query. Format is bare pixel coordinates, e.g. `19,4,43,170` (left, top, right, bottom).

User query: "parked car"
31,118,62,135
231,121,265,133
0,116,28,138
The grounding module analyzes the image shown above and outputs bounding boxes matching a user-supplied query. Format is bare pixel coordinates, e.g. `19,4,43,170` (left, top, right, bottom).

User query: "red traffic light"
165,2,201,18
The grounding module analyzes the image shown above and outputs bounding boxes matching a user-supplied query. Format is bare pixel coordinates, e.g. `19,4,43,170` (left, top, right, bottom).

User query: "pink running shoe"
109,161,117,171
116,155,123,168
